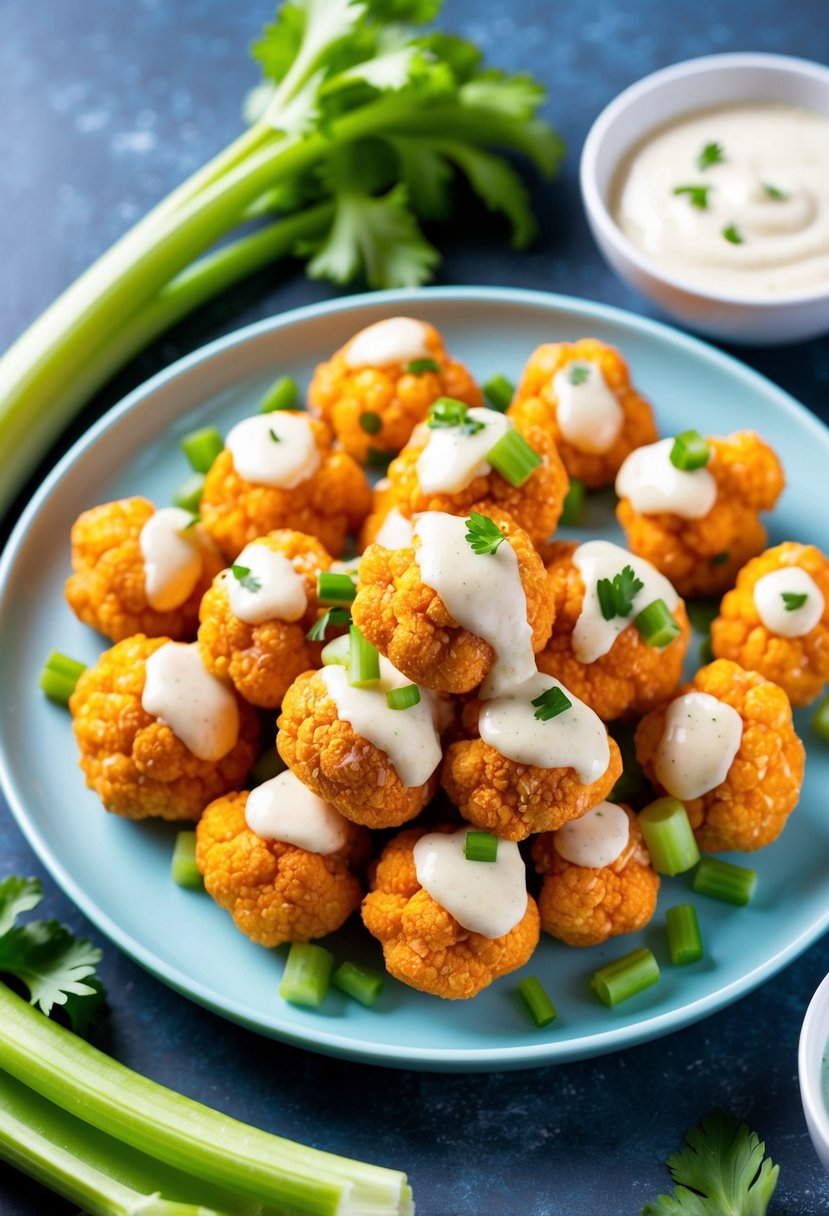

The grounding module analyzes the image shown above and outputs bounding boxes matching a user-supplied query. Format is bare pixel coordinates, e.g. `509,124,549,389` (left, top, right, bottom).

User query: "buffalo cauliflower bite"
352,507,554,695
200,412,371,560
531,806,659,947
509,338,659,488
711,542,829,706
616,431,785,598
65,497,223,642
308,317,482,464
197,529,332,708
635,658,805,852
361,826,540,1000
69,635,259,820
536,541,690,720
195,790,368,947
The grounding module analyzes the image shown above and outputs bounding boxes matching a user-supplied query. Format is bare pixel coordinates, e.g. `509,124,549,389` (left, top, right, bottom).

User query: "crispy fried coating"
361,826,540,999
635,659,805,852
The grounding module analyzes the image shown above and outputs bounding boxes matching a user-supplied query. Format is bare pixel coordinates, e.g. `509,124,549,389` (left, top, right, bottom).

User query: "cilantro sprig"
568,364,591,386
782,591,808,611
697,142,725,171
673,184,711,210
231,563,262,593
464,513,507,556
596,566,644,621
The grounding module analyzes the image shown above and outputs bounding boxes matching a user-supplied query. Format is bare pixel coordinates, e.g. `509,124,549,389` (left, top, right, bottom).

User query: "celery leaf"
389,137,454,218
0,876,42,937
307,184,439,287
460,70,547,120
439,142,537,248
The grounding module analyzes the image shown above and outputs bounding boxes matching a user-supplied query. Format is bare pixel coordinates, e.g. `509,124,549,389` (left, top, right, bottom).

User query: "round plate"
1,286,827,1072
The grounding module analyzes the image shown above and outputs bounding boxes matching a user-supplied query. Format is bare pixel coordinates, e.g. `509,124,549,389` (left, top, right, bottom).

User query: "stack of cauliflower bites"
65,318,812,1005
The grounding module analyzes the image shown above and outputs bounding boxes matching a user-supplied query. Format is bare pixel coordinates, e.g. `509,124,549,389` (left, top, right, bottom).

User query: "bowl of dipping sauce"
799,970,829,1175
580,53,829,344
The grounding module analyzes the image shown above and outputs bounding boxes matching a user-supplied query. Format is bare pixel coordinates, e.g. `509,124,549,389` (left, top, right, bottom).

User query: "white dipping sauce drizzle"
374,507,414,550
320,657,441,788
225,543,307,625
344,317,431,368
572,540,680,663
416,407,512,495
245,769,349,855
654,691,743,800
139,507,205,611
554,801,630,868
753,566,824,638
480,673,610,784
225,413,320,489
552,361,624,454
414,512,535,698
413,828,528,939
142,642,239,761
615,437,716,519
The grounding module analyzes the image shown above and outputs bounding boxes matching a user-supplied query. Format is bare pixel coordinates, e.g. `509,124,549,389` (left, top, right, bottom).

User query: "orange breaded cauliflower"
635,659,805,852
361,826,540,1000
196,791,368,946
537,541,690,720
308,318,482,464
197,529,331,709
200,412,371,560
531,807,659,947
617,431,785,598
509,339,659,488
711,542,829,706
69,635,259,820
352,507,554,695
65,497,223,642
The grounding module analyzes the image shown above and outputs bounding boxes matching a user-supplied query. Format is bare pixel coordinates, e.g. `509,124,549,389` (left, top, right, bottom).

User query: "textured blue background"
1,2,829,1213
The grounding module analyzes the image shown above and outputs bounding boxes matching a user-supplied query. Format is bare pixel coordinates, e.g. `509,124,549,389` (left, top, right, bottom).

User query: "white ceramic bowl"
799,970,829,1175
580,53,829,345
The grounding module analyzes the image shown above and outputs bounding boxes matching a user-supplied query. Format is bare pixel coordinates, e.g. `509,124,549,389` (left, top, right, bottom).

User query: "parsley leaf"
464,513,507,556
231,564,262,593
673,184,712,210
568,364,590,386
407,358,440,375
531,686,572,721
762,182,787,201
722,224,744,245
427,398,485,434
782,591,808,611
697,142,725,171
596,566,645,620
307,607,352,642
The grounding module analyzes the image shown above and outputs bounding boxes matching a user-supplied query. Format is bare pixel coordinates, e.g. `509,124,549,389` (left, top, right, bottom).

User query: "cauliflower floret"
711,542,829,706
361,826,540,1000
308,319,482,464
635,658,805,852
536,541,690,720
65,497,223,642
69,635,259,820
200,412,371,560
197,530,332,708
531,807,659,946
617,431,785,597
352,507,554,694
196,791,368,946
509,339,659,488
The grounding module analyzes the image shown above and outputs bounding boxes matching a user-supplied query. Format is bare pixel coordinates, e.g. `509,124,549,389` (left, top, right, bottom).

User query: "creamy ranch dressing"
552,362,624,454
374,507,415,550
413,828,528,939
612,103,829,298
139,507,205,612
414,512,535,698
416,407,512,495
344,317,431,367
479,672,610,784
572,540,680,663
245,769,349,854
320,657,441,788
615,437,717,519
225,413,320,489
554,801,630,868
142,642,239,761
225,543,307,625
654,691,743,800
753,566,825,637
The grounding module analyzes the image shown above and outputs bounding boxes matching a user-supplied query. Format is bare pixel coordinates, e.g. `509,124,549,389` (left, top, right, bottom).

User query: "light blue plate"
1,287,828,1073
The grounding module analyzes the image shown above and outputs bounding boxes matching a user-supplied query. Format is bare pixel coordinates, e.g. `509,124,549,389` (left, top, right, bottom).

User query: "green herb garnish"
673,184,711,210
269,427,281,443
782,591,808,611
711,551,730,567
568,364,590,386
762,182,787,201
722,224,743,245
230,564,261,593
531,686,572,721
464,512,507,556
670,430,710,471
697,141,725,170
406,358,440,375
427,397,484,435
307,607,351,642
596,565,644,621
359,410,382,435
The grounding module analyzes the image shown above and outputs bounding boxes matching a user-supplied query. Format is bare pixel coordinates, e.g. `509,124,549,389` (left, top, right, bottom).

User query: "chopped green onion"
670,430,710,471
406,358,440,376
321,634,351,667
332,961,385,1008
307,607,351,643
560,478,586,526
172,472,205,513
711,551,730,567
278,943,333,1008
427,397,477,430
693,856,756,906
517,976,557,1028
486,430,541,487
666,904,704,966
258,375,298,413
386,685,421,711
179,426,223,474
591,947,660,1007
531,686,572,721
317,571,357,606
248,747,286,787
634,599,681,648
348,625,380,687
639,798,700,876
171,832,203,891
812,694,829,743
464,832,498,863
39,653,86,706
482,373,515,412
359,411,383,435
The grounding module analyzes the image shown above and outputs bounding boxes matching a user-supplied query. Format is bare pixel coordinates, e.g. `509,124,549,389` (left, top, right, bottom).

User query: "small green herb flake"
568,364,590,386
762,182,787,201
307,607,351,643
673,184,711,210
358,410,382,435
464,831,499,863
269,427,281,443
711,551,730,567
231,564,262,593
722,224,744,245
427,397,484,435
464,512,507,556
697,141,725,171
782,591,808,611
596,565,644,621
406,358,440,375
531,686,572,721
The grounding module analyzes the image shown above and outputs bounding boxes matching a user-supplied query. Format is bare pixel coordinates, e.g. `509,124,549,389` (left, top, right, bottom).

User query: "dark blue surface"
1,2,829,1213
